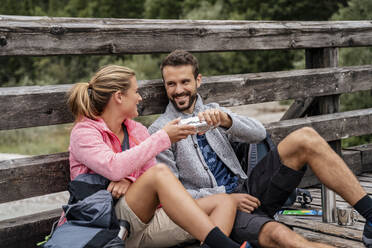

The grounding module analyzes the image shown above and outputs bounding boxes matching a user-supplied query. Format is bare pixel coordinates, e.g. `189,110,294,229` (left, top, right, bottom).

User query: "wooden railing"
1,15,372,247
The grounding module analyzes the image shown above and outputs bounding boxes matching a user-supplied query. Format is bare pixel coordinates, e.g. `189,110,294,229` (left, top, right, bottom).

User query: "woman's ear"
113,91,123,104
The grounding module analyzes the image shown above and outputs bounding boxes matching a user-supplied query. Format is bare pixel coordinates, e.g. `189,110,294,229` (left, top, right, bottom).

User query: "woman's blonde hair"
67,65,136,121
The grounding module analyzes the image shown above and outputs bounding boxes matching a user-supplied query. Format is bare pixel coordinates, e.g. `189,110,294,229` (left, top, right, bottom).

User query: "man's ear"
196,74,202,88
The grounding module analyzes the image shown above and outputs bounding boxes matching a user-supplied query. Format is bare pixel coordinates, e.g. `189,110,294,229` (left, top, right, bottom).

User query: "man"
148,50,372,248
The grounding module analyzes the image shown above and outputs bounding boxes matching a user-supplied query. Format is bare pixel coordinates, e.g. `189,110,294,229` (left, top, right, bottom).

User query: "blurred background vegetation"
0,0,371,155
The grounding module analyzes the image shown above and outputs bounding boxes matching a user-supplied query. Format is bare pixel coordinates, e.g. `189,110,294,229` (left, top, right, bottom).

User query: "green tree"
0,0,150,87
331,0,372,147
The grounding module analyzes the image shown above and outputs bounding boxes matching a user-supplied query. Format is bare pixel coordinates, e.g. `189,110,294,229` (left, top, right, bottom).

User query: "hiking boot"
363,220,372,247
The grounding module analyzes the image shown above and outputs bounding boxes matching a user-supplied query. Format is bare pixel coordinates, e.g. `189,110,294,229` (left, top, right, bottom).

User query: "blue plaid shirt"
197,134,239,193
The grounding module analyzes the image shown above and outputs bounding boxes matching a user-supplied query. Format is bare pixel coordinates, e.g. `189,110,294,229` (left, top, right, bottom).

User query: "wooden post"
306,48,339,223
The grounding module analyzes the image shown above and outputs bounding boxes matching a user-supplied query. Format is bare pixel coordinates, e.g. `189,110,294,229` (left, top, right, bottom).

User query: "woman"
67,65,249,248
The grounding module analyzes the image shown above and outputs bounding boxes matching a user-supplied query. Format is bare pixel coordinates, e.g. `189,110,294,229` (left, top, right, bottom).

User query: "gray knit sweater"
148,95,266,199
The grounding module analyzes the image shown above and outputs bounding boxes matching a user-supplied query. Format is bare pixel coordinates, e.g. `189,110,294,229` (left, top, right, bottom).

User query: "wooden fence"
1,15,372,247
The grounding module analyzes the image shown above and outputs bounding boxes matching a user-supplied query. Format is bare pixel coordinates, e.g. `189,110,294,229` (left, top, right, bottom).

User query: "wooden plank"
280,97,315,120
1,16,372,56
356,176,372,183
346,144,372,172
266,108,372,144
1,64,372,130
0,147,366,203
278,215,362,240
292,227,364,247
0,152,70,203
0,209,60,248
281,47,339,120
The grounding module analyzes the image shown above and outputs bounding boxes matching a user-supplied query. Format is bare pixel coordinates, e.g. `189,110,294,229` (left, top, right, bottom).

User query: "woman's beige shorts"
115,196,195,248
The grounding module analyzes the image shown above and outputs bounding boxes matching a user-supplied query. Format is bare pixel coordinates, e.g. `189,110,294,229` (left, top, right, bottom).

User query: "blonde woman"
67,65,250,248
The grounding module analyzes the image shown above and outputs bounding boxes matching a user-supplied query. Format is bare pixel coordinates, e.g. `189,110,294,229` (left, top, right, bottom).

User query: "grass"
0,124,72,155
0,115,160,156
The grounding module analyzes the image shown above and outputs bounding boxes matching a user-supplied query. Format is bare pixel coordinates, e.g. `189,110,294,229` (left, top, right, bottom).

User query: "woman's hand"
231,193,261,213
107,179,132,199
162,118,196,143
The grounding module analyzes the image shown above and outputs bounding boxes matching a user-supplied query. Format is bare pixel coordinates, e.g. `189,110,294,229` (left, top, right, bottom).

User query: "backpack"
42,174,126,248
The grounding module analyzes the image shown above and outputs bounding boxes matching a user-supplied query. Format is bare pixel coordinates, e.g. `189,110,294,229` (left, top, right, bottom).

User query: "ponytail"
67,82,96,121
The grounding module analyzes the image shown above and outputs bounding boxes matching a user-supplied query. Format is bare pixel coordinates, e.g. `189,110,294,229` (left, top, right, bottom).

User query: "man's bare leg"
277,127,366,206
258,221,334,248
256,126,367,248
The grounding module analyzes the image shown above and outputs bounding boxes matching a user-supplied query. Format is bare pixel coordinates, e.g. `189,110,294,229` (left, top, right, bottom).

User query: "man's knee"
287,127,323,153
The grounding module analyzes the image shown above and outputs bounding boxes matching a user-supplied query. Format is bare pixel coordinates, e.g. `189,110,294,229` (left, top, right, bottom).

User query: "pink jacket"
69,117,171,182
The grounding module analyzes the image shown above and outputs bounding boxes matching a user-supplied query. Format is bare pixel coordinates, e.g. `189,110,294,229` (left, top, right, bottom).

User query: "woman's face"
121,76,142,119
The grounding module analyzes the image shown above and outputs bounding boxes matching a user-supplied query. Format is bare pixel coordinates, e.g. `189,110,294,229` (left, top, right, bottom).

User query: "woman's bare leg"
125,163,230,242
196,194,237,236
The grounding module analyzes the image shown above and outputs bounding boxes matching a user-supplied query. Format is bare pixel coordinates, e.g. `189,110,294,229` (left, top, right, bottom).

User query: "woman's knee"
147,163,173,180
216,194,237,209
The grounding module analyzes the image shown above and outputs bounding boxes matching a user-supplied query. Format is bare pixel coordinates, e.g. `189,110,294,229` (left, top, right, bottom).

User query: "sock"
354,194,372,221
203,227,240,248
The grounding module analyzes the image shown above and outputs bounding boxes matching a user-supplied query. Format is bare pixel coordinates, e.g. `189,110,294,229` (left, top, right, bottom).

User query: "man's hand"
231,193,261,213
198,108,232,129
107,179,132,199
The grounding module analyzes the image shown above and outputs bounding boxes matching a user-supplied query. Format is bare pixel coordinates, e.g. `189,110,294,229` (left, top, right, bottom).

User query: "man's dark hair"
160,50,199,79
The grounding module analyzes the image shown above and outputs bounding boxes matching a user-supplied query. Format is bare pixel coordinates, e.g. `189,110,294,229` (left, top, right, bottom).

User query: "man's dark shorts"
230,147,306,247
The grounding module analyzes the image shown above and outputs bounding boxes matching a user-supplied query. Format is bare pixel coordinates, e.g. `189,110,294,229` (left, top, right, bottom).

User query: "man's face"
162,65,201,114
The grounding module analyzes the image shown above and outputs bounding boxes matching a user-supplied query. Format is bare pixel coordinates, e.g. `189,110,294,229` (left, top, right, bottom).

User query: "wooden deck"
276,173,372,247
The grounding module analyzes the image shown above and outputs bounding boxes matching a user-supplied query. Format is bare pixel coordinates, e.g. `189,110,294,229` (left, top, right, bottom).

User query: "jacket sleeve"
70,125,170,181
214,104,266,144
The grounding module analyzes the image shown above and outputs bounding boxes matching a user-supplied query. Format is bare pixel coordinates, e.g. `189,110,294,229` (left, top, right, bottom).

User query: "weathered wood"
0,152,69,203
346,144,372,172
278,215,362,241
1,16,372,56
0,209,60,248
280,97,315,120
292,228,364,247
1,64,372,130
305,48,340,117
2,142,371,203
281,47,339,120
266,108,372,144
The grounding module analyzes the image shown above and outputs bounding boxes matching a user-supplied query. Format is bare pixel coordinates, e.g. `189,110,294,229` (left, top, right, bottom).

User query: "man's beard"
170,92,197,112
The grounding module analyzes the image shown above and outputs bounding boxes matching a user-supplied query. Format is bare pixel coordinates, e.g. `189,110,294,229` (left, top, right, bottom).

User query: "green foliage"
0,0,149,88
331,0,372,147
